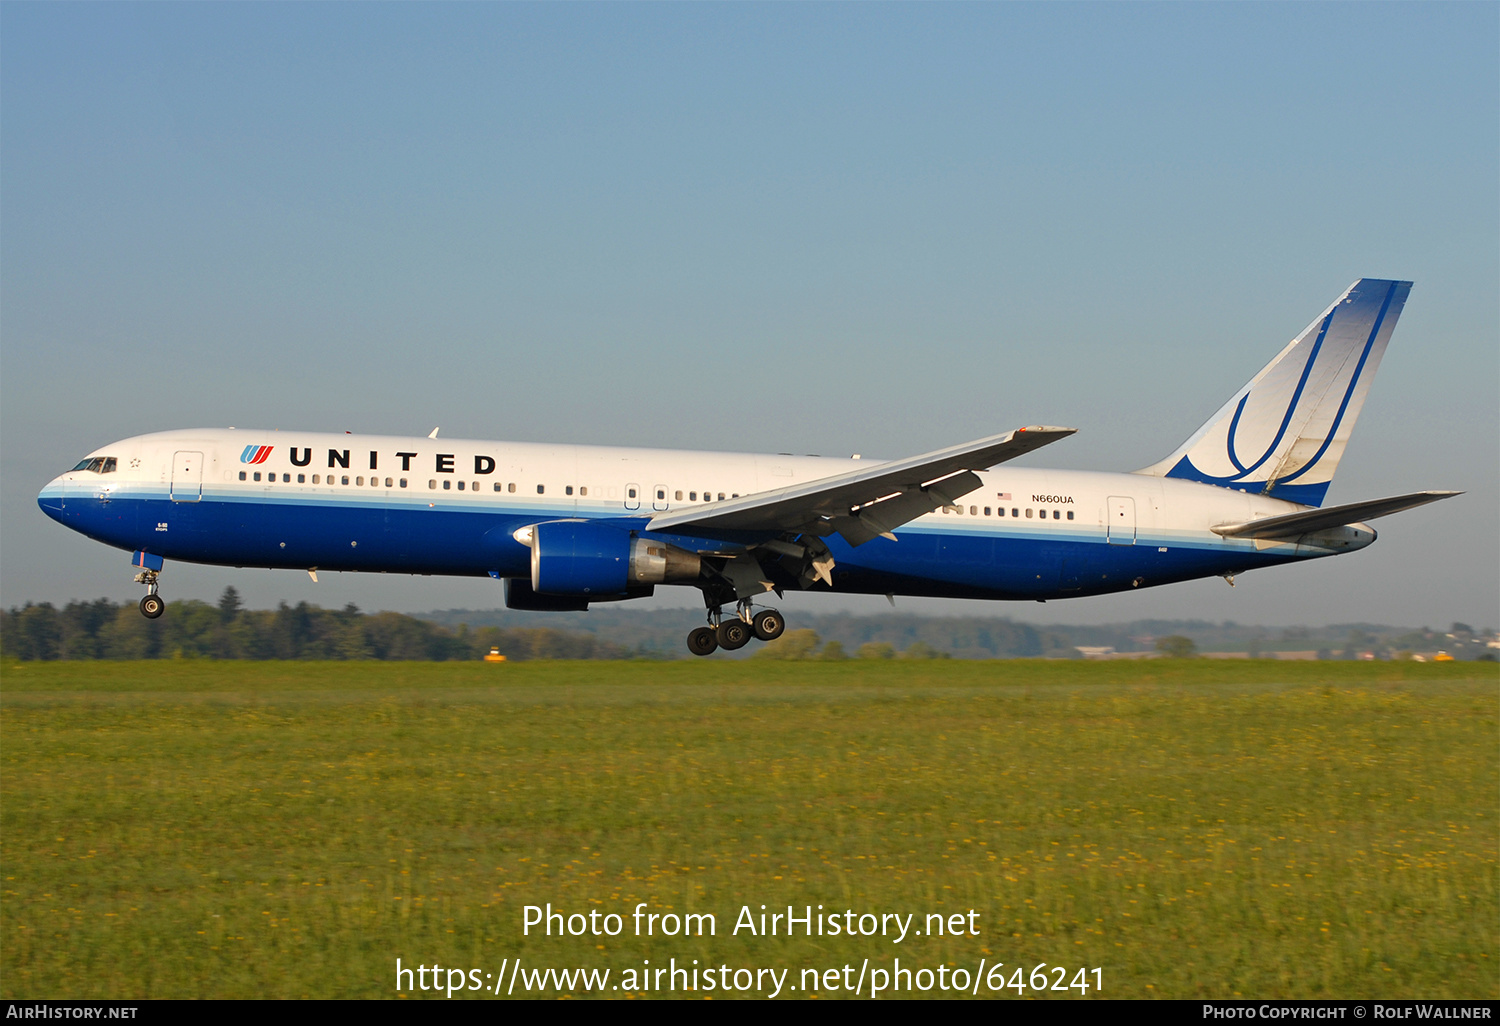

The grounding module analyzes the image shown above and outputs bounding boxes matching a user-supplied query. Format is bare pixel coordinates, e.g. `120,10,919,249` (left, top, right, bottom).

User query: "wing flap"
1211,490,1461,540
646,426,1074,541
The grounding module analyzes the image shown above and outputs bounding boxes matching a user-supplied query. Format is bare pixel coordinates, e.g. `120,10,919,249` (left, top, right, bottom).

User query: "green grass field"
2,659,1495,999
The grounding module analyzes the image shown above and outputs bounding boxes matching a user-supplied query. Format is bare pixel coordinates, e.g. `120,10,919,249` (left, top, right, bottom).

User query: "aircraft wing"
646,426,1076,547
1210,490,1462,540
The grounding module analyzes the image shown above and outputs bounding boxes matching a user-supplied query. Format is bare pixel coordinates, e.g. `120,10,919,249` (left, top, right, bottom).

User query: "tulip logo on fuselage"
240,445,274,465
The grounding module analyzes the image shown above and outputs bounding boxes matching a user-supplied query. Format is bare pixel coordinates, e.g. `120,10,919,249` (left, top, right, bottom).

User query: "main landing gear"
686,601,786,656
134,569,165,619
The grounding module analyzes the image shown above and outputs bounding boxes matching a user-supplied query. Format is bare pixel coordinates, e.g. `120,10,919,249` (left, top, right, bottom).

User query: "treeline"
1,590,630,662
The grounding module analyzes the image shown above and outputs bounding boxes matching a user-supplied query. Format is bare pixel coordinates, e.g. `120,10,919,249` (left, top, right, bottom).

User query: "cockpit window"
69,457,118,474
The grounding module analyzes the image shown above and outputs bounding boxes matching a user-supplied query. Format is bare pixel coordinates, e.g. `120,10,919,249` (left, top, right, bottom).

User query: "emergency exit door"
1106,495,1135,544
171,451,204,502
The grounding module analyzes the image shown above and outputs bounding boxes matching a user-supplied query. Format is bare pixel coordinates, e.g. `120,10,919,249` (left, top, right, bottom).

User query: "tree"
900,641,945,660
819,640,848,661
753,629,822,660
1155,635,1197,658
218,586,242,623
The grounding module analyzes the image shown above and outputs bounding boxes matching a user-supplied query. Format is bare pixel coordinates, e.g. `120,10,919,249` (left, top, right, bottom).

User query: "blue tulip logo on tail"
1134,278,1412,508
241,445,273,465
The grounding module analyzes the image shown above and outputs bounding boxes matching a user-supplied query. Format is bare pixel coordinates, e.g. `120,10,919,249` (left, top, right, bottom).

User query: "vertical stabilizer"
1135,278,1411,506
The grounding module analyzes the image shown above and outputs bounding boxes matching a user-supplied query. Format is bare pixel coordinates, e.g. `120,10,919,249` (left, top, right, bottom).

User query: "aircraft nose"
37,476,67,521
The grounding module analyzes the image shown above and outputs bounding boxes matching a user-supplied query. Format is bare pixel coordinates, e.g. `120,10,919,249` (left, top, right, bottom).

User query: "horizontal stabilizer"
648,426,1075,543
1210,490,1461,540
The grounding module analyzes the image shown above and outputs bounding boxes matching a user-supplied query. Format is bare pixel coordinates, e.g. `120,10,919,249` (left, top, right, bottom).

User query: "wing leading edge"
646,426,1076,547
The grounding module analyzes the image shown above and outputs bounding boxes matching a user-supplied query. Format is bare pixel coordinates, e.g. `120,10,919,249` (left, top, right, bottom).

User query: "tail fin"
1135,278,1412,506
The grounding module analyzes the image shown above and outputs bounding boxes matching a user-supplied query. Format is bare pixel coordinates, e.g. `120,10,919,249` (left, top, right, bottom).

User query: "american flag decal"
997,492,1011,500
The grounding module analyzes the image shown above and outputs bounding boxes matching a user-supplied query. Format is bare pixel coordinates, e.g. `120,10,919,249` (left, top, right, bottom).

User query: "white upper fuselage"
39,427,1375,603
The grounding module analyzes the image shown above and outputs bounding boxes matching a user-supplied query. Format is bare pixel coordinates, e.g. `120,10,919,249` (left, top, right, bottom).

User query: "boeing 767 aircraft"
39,278,1458,655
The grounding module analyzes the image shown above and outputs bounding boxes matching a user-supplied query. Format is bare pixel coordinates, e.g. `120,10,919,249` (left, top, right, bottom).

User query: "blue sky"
3,3,1495,627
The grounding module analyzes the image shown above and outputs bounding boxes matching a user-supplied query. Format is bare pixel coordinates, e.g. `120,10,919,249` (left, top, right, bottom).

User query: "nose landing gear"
134,569,165,618
131,551,166,618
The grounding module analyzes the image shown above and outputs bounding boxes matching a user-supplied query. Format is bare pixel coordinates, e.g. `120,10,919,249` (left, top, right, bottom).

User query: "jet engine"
521,520,702,597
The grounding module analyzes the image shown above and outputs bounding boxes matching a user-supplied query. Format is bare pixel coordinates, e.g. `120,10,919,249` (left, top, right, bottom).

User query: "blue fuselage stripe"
40,492,1328,601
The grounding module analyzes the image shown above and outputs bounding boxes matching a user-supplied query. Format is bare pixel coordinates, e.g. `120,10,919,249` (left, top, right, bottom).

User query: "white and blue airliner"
39,278,1458,655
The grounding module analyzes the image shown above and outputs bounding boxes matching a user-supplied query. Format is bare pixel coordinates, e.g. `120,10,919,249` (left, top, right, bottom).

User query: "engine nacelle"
504,578,589,612
527,520,701,597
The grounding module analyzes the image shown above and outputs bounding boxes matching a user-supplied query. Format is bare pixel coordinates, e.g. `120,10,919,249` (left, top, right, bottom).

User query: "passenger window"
628,488,637,498
537,484,545,494
1053,510,1061,520
675,491,683,500
457,481,464,491
313,474,321,484
508,483,516,493
493,482,502,492
342,476,350,486
297,474,306,483
1025,508,1032,518
444,480,452,490
357,476,364,486
689,492,697,501
472,481,478,492
718,493,726,501
385,477,393,487
253,472,262,482
429,480,437,489
984,507,991,516
732,494,739,498
1012,508,1019,517
566,486,573,495
970,506,977,516
656,489,665,500
239,471,247,481
1067,510,1074,520
580,487,587,496
400,479,408,488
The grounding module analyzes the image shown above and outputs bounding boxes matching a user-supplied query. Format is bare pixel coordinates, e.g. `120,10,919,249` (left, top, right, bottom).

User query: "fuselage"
37,428,1376,602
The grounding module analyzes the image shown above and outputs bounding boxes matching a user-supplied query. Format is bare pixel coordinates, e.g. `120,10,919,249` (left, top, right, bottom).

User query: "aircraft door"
1106,495,1135,545
171,451,204,502
652,484,669,512
624,483,641,511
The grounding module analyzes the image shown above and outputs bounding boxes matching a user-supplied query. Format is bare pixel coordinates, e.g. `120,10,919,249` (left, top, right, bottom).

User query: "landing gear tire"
716,620,751,651
751,609,785,642
139,594,165,619
687,627,719,656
